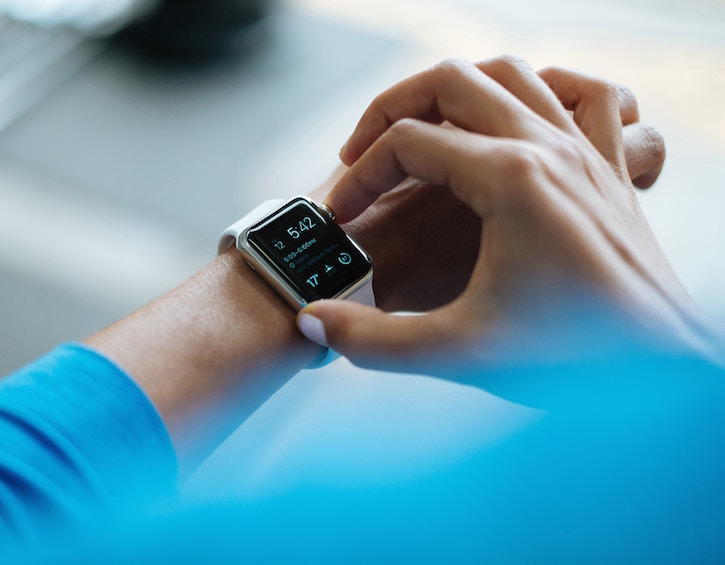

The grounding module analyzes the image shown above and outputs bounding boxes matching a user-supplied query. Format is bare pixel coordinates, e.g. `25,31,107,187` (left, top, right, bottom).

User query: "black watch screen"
246,198,372,303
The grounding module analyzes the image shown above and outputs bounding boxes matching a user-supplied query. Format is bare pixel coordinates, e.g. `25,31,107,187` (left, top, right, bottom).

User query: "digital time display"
246,198,372,303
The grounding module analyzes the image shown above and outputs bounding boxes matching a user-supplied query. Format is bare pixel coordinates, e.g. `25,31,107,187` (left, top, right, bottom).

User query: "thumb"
297,300,453,373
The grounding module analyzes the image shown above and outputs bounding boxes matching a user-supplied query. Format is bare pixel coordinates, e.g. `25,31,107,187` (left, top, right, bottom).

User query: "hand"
297,56,713,377
308,70,664,314
308,165,480,313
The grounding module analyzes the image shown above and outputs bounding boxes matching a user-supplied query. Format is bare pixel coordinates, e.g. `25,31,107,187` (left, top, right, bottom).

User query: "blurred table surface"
0,0,723,373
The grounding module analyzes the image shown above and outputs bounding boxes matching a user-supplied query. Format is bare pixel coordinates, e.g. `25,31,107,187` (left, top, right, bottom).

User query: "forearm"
85,249,322,475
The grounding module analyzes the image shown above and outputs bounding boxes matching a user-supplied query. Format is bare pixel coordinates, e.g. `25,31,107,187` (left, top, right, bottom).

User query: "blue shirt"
0,343,176,553
2,343,724,562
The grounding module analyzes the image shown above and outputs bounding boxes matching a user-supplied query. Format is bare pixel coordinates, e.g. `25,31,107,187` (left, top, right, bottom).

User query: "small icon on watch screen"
338,252,352,265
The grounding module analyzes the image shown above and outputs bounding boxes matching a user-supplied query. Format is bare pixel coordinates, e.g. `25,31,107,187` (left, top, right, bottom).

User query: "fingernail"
339,139,348,158
298,313,329,347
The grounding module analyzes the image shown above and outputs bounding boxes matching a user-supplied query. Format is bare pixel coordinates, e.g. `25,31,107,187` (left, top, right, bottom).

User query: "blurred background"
0,0,723,375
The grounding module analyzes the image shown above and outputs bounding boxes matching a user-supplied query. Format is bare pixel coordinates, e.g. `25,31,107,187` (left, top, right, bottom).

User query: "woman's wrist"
85,249,322,474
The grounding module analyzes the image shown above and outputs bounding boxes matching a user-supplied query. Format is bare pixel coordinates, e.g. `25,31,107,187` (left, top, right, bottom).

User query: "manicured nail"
298,313,329,347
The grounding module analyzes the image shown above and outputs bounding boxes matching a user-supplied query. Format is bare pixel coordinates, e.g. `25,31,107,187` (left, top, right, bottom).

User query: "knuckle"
432,57,475,79
382,118,423,178
387,116,419,135
384,118,423,153
486,53,532,75
498,143,548,202
507,144,545,180
638,123,666,162
367,95,392,127
538,64,564,77
590,78,620,106
615,83,638,112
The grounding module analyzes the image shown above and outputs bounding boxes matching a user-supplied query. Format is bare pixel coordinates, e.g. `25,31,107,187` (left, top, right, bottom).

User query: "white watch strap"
344,275,375,307
218,198,286,255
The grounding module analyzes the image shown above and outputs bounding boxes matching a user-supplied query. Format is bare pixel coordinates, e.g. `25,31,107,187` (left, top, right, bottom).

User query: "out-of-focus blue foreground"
3,343,724,563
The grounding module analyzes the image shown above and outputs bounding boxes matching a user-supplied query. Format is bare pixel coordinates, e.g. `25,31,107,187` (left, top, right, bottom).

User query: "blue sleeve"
0,343,177,546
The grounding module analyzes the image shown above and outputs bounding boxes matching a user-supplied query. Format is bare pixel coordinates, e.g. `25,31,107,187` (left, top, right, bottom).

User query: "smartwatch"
218,195,374,366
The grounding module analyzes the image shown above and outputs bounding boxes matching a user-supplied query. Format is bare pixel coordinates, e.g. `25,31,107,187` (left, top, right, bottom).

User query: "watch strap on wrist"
219,197,375,370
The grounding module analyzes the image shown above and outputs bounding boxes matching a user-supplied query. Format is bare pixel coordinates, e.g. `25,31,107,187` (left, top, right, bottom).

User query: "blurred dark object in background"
114,0,274,61
0,0,274,61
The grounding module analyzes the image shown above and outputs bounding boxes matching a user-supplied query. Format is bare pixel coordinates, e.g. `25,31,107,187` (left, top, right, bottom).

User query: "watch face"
246,197,372,304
